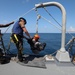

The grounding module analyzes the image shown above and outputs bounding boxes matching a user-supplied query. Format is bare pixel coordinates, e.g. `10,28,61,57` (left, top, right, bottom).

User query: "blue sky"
0,0,75,33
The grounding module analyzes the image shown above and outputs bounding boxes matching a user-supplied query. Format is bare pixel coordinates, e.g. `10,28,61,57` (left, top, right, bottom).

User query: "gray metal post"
35,2,70,62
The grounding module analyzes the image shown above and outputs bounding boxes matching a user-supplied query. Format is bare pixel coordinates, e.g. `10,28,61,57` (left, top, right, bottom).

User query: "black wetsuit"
27,39,46,54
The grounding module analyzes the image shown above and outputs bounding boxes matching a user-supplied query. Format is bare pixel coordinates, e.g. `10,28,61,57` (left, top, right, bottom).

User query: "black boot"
18,50,23,62
22,57,28,64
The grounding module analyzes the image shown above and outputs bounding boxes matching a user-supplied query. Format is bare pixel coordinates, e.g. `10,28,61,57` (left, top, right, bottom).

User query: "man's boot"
18,50,23,62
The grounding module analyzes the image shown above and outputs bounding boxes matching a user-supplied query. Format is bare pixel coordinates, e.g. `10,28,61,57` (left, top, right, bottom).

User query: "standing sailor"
11,17,31,62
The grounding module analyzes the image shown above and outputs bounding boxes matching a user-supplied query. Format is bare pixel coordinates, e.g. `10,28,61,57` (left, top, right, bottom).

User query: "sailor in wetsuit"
27,34,46,54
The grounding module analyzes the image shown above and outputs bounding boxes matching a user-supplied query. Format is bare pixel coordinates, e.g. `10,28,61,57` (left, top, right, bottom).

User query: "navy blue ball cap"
19,17,27,24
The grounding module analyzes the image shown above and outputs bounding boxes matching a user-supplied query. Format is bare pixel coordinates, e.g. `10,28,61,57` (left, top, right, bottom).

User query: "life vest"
12,21,23,36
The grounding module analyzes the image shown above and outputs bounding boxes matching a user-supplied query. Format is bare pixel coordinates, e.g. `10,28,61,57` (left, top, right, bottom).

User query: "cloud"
68,26,75,33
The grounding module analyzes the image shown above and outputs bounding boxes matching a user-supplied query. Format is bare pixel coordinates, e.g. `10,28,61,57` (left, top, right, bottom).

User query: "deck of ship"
0,59,75,75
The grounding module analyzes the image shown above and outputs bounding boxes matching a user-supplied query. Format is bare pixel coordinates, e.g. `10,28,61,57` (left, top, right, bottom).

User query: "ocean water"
2,33,75,56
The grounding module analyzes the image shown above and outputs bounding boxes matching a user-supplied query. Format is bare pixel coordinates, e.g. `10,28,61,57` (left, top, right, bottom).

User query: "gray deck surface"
0,60,75,75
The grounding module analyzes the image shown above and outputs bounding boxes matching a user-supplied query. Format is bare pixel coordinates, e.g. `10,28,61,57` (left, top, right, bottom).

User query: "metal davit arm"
35,2,66,52
35,2,71,62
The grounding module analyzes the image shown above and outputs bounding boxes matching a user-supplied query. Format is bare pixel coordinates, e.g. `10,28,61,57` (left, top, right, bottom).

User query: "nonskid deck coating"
0,60,75,75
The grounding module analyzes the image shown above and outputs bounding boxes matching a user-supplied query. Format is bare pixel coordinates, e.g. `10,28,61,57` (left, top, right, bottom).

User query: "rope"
35,8,41,34
34,8,74,56
2,6,75,56
3,7,35,34
68,44,73,52
3,25,12,35
41,16,61,31
2,7,35,53
65,37,75,47
34,9,61,56
35,7,75,56
6,38,11,51
66,32,74,37
35,8,61,31
50,37,75,56
14,7,35,21
41,7,74,37
43,7,62,27
50,50,58,56
51,37,75,56
67,38,75,57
